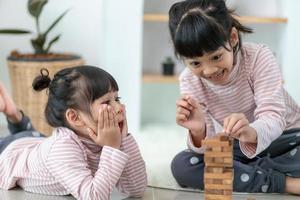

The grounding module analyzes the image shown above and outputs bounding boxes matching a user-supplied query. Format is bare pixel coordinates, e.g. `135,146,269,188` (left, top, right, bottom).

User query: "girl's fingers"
112,109,118,127
177,106,190,116
232,128,245,140
87,127,97,141
176,114,187,122
225,117,239,135
231,119,247,134
176,98,193,111
98,107,104,130
187,96,200,109
103,105,109,128
107,106,114,127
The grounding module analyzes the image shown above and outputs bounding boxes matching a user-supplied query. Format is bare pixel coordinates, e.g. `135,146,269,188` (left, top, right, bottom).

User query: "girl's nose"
202,66,218,77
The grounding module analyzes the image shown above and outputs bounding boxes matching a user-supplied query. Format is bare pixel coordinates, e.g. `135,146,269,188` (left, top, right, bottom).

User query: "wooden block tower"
201,135,234,200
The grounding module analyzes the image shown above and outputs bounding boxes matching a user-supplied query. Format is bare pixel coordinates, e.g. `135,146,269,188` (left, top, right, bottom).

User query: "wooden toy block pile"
202,135,234,200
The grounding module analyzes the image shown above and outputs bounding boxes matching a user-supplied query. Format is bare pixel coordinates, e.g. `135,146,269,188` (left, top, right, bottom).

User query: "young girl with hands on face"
170,0,300,195
0,65,147,200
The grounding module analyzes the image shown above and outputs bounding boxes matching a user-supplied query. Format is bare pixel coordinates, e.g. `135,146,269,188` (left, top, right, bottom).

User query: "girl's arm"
47,136,129,200
241,45,286,158
179,71,216,153
116,134,147,197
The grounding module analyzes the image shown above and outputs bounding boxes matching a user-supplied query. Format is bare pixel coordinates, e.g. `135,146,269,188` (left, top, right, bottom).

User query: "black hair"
168,0,253,58
32,65,119,128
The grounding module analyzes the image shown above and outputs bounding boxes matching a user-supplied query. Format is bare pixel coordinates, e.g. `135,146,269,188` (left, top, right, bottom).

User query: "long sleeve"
240,45,286,158
179,73,216,154
116,134,147,197
46,136,129,200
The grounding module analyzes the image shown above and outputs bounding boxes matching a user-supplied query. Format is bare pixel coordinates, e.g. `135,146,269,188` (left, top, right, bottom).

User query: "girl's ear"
230,27,239,47
65,108,85,127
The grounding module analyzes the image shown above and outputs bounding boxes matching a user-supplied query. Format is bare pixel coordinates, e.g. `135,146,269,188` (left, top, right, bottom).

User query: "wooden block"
205,167,224,173
205,162,233,168
214,157,224,163
204,171,233,179
224,157,233,164
222,146,233,152
202,140,231,147
212,147,222,152
205,183,232,190
205,189,223,195
218,134,229,141
204,178,214,184
205,152,233,158
205,194,232,200
223,189,233,195
204,178,224,185
222,179,233,185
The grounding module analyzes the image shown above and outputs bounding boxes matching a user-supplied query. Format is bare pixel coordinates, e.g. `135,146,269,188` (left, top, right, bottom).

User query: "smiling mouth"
209,69,225,81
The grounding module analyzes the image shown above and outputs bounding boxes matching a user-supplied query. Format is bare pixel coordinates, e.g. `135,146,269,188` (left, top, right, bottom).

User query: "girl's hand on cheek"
120,104,128,139
87,105,121,149
223,113,257,143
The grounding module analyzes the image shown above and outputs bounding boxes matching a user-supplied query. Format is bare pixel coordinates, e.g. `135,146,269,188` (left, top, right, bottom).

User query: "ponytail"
32,68,51,91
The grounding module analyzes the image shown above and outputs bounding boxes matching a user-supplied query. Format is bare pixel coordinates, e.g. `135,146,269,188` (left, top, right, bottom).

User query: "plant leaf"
45,34,60,53
44,10,69,36
31,34,46,54
28,0,48,18
0,29,31,34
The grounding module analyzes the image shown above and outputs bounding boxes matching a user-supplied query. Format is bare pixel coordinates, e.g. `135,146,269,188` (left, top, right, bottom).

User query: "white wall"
0,0,144,133
102,0,144,133
281,0,300,103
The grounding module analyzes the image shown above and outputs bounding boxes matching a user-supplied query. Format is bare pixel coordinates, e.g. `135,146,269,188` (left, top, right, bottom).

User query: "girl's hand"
176,95,206,137
120,104,128,139
223,113,257,143
87,105,121,149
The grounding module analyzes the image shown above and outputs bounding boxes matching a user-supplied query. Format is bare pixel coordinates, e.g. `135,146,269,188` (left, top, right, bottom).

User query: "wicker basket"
7,56,84,136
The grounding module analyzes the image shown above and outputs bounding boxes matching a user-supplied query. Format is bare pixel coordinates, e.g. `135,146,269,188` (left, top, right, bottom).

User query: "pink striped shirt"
0,127,147,199
180,43,300,158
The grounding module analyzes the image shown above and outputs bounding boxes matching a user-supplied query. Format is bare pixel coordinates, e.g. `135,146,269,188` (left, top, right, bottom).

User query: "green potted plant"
162,56,175,76
0,0,84,135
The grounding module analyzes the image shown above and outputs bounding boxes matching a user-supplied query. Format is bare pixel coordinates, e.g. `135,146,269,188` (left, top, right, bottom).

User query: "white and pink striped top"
0,127,147,199
180,42,300,158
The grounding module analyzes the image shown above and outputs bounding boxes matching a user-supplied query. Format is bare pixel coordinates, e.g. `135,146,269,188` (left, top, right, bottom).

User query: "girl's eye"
190,61,201,68
102,100,110,105
115,97,121,102
212,54,222,61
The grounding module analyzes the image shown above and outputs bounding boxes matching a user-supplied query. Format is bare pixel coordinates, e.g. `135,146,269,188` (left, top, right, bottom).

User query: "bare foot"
0,81,22,123
285,176,300,195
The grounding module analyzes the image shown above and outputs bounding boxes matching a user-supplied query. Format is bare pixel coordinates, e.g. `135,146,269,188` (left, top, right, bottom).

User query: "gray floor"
1,126,300,199
0,187,300,200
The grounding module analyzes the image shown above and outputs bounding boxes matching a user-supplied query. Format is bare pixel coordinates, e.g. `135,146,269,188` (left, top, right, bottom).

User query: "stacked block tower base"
202,135,234,200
